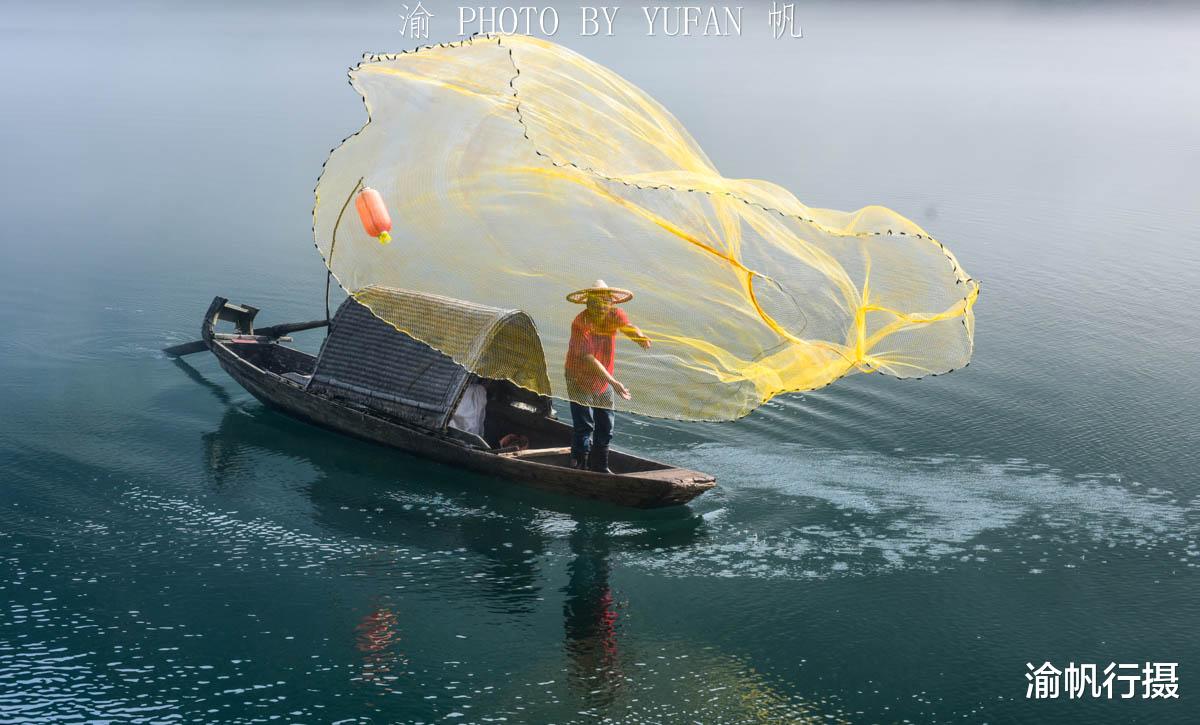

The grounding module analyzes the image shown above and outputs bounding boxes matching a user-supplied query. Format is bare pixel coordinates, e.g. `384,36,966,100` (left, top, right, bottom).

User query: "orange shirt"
565,307,629,394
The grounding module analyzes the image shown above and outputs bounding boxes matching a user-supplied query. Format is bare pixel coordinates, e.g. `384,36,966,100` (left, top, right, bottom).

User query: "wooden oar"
163,319,329,357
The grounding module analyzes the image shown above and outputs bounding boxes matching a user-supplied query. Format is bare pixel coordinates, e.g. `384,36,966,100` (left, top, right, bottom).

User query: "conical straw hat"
566,279,633,304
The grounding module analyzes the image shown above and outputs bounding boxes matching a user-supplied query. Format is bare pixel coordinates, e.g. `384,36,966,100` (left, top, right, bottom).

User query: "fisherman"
564,280,651,473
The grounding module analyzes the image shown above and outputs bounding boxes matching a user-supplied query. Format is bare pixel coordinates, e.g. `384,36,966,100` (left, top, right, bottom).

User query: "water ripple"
629,444,1199,580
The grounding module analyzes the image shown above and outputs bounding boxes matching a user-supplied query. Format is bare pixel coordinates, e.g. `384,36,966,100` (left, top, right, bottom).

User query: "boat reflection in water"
195,388,707,711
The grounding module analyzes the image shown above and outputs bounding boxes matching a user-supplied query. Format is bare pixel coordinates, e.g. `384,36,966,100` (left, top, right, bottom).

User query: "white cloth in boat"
449,383,487,438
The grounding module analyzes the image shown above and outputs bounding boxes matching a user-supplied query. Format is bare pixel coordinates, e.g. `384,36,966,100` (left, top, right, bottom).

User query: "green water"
2,2,1198,722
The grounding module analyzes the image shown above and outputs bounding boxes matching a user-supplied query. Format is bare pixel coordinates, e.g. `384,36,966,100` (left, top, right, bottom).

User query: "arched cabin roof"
309,285,552,431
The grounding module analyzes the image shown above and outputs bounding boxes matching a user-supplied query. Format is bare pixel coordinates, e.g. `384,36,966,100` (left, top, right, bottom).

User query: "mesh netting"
313,34,979,421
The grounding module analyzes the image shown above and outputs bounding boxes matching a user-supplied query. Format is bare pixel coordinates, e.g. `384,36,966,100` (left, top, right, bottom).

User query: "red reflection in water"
355,607,407,692
564,521,624,707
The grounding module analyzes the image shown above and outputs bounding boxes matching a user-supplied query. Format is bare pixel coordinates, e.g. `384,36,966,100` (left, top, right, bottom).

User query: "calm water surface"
2,2,1198,723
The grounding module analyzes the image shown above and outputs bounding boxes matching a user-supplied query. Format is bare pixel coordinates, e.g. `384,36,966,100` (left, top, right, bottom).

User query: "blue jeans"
568,385,615,456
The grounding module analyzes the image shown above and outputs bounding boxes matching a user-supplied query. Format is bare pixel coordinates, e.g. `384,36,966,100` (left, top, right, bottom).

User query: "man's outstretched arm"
620,323,651,349
585,354,631,400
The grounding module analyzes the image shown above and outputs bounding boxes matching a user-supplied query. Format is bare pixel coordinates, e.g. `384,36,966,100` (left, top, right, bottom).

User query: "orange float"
354,187,392,244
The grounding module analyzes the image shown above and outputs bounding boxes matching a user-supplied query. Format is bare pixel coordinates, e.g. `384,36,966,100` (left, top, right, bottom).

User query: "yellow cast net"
314,34,979,421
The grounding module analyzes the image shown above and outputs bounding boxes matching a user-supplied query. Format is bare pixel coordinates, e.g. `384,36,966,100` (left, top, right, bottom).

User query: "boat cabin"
231,286,558,449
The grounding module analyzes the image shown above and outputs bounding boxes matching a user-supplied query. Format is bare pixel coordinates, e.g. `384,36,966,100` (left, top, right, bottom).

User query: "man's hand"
613,380,631,400
624,325,652,350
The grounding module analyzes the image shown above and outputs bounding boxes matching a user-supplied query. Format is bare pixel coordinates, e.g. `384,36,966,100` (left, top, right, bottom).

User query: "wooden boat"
180,287,715,508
